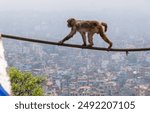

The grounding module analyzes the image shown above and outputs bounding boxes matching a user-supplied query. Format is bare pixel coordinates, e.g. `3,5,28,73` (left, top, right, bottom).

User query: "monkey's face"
67,18,76,27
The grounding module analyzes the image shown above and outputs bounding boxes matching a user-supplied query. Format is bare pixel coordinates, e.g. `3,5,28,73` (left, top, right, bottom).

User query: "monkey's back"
76,20,100,33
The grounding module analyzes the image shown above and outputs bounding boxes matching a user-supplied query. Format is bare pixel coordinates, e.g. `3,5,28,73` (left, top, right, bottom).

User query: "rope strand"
1,34,150,53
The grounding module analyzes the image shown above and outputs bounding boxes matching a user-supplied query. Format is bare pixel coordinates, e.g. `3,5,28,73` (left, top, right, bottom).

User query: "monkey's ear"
67,18,76,27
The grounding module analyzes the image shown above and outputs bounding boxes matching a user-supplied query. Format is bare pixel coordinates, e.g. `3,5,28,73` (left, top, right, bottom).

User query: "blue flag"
0,84,9,96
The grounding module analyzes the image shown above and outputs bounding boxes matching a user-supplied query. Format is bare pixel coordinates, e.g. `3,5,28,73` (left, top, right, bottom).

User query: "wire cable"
2,34,150,54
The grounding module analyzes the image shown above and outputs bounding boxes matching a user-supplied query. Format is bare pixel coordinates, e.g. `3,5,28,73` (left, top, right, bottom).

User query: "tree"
9,67,45,96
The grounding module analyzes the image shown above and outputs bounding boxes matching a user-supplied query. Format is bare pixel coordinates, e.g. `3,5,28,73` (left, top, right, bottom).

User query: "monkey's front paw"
58,41,64,45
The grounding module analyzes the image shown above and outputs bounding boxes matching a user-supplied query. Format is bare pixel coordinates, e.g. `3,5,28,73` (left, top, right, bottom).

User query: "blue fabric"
0,84,9,96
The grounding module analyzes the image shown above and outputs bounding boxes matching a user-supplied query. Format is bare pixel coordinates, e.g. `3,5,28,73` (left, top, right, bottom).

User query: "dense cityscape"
0,10,150,96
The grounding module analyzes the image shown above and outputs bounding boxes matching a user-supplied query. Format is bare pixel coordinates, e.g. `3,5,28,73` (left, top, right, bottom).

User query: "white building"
0,35,11,94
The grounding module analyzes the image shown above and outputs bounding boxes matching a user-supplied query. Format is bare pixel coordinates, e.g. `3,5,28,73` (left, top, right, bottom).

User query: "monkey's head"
67,18,76,27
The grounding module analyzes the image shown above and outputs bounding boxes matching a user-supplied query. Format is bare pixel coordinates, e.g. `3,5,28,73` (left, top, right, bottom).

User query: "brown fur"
59,18,112,49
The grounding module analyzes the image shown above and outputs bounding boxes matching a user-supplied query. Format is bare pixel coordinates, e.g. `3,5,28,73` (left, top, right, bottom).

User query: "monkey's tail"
101,22,107,32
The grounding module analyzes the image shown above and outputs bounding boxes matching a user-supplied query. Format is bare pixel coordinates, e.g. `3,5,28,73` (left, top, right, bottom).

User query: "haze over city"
0,0,149,11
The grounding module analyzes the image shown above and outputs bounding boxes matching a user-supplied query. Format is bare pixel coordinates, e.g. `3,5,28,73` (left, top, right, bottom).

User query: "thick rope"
1,34,150,54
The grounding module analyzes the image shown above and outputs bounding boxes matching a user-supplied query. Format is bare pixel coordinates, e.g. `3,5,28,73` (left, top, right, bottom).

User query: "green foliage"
9,67,45,96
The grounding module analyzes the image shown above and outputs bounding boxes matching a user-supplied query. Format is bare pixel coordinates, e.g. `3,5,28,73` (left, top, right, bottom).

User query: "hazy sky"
0,0,149,12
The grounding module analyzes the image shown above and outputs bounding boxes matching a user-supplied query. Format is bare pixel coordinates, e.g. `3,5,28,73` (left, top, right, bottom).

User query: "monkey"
59,18,112,49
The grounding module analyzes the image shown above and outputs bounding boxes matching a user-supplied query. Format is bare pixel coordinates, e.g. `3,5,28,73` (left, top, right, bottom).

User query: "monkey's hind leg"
87,32,94,47
99,28,112,49
100,35,112,49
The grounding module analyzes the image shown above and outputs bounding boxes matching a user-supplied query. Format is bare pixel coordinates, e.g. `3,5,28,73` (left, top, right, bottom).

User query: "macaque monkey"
59,18,112,49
